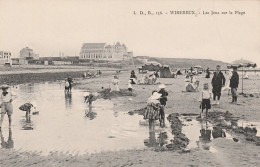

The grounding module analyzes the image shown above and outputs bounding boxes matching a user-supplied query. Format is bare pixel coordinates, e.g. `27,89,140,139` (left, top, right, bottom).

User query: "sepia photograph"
0,0,260,166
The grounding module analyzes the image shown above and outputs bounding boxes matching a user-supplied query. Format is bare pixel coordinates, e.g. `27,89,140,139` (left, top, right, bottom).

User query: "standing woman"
205,68,210,78
211,65,226,105
230,67,239,103
0,85,17,130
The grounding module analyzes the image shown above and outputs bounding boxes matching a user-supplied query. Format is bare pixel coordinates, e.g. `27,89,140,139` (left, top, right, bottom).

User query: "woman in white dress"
111,75,119,92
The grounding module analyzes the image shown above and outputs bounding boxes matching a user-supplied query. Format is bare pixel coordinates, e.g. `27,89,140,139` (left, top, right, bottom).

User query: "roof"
115,42,121,46
82,43,106,49
231,59,253,65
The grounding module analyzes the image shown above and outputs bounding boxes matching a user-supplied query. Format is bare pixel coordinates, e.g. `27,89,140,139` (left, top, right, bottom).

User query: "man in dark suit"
211,65,226,105
229,67,239,103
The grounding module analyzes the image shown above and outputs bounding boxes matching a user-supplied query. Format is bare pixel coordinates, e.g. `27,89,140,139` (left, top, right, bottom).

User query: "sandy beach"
0,69,260,167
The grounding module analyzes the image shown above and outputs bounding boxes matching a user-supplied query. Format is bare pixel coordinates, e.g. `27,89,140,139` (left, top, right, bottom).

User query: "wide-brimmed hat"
158,84,166,89
151,92,162,100
1,85,10,89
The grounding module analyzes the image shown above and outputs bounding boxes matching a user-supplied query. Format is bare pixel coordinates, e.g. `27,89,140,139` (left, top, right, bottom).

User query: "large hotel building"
80,42,133,61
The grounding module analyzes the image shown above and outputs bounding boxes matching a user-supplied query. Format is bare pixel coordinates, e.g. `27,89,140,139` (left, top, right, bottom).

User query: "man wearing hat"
229,66,239,103
0,85,17,130
158,84,168,127
211,65,226,104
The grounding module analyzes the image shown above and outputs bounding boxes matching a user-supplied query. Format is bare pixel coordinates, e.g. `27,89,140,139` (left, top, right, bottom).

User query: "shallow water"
0,82,173,155
180,116,235,152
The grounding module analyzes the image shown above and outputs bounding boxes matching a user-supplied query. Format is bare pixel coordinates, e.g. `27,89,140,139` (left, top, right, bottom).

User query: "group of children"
0,85,38,130
144,84,168,131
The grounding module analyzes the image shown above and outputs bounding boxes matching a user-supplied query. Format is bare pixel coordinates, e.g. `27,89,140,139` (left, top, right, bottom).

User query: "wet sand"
1,70,260,166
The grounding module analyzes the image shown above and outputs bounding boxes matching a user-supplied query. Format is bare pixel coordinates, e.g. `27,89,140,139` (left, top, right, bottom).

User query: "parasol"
227,59,257,94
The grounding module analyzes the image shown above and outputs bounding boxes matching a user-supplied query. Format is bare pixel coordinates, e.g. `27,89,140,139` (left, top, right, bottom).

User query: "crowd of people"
0,65,240,140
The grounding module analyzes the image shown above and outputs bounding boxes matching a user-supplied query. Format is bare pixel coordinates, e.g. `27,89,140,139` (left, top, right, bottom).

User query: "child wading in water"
144,91,162,131
19,101,37,122
199,83,212,119
0,85,17,130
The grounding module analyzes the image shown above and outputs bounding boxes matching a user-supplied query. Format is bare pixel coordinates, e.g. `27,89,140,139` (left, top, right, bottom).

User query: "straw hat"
158,84,166,89
151,92,162,100
1,85,9,89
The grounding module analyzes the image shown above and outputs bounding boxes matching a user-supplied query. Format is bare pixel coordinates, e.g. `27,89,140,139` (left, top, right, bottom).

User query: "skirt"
144,105,160,120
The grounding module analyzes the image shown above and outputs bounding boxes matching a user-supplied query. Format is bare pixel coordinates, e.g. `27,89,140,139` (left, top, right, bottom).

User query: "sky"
0,0,260,65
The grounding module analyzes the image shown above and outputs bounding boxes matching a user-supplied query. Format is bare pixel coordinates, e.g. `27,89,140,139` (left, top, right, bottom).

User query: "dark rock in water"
233,138,239,142
128,111,134,115
249,94,254,97
186,118,192,122
32,111,39,115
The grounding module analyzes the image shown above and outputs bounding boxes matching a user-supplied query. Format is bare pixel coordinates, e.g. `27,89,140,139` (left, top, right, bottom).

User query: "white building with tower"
80,42,133,61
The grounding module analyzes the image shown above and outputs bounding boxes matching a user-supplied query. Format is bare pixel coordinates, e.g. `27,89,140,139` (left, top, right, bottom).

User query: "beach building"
80,42,133,61
20,47,39,60
0,51,12,65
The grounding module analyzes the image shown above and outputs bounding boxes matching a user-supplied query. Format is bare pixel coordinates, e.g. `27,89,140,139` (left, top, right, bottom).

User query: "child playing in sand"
144,91,162,131
19,101,37,122
199,83,212,118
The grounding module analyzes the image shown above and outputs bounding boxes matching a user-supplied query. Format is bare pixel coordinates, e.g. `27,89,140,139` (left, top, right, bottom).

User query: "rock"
233,138,239,142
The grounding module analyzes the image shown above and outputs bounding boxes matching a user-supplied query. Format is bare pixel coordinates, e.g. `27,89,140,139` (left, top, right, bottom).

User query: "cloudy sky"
0,0,260,65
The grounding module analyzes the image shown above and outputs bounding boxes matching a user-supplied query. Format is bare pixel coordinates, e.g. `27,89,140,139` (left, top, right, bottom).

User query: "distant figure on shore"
128,79,133,92
184,74,199,92
243,71,249,79
205,68,210,78
222,69,232,95
64,79,70,93
130,70,137,84
67,76,73,92
0,85,17,130
111,75,119,92
211,65,225,105
230,67,239,104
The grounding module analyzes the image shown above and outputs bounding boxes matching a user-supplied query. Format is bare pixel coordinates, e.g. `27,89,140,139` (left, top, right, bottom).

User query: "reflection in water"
198,121,211,150
0,129,14,149
85,105,97,120
144,131,158,147
65,92,72,109
20,117,34,130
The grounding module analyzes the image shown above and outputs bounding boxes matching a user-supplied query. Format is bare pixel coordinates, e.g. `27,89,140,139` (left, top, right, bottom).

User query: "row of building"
0,42,133,66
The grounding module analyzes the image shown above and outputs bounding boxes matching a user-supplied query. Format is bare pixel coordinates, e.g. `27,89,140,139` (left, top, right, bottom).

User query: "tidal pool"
0,82,172,155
